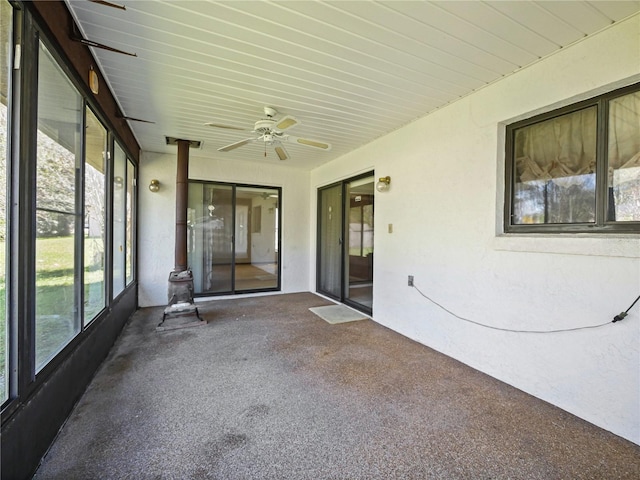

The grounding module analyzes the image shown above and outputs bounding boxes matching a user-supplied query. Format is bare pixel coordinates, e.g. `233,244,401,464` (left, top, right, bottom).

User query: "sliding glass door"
190,183,233,293
317,173,374,314
317,184,342,299
188,182,280,295
345,177,374,311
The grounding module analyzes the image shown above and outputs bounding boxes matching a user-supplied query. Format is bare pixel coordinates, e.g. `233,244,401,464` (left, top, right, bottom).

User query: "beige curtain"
515,107,597,187
515,92,640,185
608,91,640,179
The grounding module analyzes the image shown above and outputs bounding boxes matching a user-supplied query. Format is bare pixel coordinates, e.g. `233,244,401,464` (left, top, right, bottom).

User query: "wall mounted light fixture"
376,176,391,192
89,66,99,94
149,179,160,192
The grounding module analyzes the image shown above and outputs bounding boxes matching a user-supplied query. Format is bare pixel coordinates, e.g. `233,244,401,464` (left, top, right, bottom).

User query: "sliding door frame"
189,180,282,296
316,181,344,302
316,171,374,315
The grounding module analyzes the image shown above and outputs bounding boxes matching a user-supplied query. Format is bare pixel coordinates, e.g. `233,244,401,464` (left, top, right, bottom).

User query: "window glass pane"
125,159,134,285
35,42,81,372
0,0,11,402
235,186,278,291
112,143,126,297
608,91,640,222
318,184,342,298
35,213,76,370
188,183,280,294
84,108,106,321
188,183,233,293
345,176,374,311
512,106,597,224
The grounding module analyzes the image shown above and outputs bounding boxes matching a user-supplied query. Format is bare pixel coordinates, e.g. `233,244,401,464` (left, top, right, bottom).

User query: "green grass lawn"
0,235,105,397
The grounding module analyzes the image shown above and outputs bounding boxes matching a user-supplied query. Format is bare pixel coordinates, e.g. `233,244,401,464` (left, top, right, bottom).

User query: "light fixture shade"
89,67,99,94
149,179,160,192
376,176,391,192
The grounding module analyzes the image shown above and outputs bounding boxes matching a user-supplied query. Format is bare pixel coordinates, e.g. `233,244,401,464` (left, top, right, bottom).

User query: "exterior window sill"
492,233,640,258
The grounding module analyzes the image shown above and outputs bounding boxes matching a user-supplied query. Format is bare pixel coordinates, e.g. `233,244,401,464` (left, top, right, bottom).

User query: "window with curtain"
505,83,639,233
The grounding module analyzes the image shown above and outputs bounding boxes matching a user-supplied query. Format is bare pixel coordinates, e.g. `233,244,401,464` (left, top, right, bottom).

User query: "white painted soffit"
66,0,640,169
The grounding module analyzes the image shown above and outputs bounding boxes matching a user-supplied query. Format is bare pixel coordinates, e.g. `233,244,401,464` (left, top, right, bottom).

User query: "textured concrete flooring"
34,293,639,479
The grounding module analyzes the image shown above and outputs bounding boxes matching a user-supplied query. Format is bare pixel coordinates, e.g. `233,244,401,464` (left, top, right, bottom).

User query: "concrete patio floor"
34,293,640,479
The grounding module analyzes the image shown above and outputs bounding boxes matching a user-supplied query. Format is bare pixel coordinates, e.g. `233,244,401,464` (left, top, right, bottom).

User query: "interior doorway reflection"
188,182,281,295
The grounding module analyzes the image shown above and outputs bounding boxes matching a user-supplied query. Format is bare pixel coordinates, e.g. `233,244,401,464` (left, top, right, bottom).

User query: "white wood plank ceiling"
66,1,640,169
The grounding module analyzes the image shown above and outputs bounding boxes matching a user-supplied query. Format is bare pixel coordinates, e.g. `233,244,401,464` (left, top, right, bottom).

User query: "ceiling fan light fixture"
263,106,278,118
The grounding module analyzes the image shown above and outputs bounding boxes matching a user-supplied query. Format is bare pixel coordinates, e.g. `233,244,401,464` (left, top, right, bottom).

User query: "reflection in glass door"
317,184,342,299
234,187,279,291
187,182,280,295
317,173,374,314
190,183,233,293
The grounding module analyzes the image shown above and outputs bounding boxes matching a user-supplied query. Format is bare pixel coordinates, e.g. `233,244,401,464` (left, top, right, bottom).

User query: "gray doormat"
309,305,368,324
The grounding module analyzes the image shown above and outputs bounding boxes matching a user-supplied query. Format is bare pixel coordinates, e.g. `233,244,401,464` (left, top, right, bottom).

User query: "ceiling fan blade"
88,0,126,10
205,122,248,131
121,116,155,124
274,115,299,131
274,144,289,161
217,137,257,152
284,135,331,150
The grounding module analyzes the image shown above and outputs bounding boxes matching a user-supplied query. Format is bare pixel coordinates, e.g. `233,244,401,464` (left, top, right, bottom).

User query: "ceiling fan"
206,106,331,161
